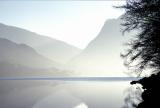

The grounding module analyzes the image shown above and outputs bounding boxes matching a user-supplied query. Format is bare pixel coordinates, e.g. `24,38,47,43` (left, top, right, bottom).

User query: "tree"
118,0,160,108
120,0,160,76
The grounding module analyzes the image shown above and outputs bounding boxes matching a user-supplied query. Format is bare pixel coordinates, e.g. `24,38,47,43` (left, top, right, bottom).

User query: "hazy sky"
0,1,125,49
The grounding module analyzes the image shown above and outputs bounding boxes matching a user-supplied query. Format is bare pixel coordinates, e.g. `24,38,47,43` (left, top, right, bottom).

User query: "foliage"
119,0,160,76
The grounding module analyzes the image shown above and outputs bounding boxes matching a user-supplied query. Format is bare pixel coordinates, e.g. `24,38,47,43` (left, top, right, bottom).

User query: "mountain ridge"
0,37,66,77
68,18,133,76
0,23,81,64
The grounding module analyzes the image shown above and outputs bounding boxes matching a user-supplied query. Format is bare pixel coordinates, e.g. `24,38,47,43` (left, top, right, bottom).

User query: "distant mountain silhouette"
0,37,67,77
0,23,81,64
68,18,135,76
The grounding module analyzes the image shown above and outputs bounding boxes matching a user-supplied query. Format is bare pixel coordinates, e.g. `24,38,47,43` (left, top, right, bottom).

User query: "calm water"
0,79,131,108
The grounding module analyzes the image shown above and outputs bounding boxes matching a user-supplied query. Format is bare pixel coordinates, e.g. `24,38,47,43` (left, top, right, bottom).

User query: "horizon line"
0,76,140,81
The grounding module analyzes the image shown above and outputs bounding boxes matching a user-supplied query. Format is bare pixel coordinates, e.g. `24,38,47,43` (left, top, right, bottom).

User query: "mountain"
0,37,66,77
0,23,81,64
68,18,135,76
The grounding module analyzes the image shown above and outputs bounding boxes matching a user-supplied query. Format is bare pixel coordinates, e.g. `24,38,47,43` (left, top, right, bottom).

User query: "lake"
0,78,133,108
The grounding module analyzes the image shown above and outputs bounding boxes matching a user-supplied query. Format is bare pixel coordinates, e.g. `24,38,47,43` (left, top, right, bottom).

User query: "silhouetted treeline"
118,0,160,108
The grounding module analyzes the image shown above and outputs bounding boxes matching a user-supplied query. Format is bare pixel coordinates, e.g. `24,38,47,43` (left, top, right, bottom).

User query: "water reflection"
74,103,88,108
32,90,82,108
0,80,130,108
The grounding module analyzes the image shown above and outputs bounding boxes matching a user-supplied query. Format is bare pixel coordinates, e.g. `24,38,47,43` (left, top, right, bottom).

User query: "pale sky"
0,1,125,49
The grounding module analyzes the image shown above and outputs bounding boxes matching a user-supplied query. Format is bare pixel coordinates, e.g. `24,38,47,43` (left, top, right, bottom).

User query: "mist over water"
0,80,130,108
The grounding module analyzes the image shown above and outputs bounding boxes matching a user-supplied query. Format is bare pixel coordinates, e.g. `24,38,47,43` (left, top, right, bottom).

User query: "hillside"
68,18,135,76
0,38,65,77
0,23,81,64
